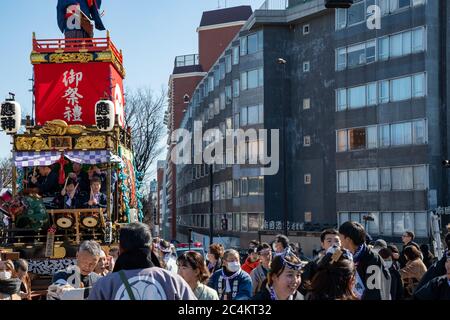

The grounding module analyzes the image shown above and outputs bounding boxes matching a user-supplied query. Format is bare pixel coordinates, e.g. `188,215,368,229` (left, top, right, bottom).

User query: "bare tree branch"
0,158,13,189
125,87,166,184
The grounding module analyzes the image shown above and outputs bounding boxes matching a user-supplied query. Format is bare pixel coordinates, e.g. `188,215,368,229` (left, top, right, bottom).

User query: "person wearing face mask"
253,253,303,300
379,248,404,300
272,235,290,257
208,249,252,300
0,260,21,300
206,243,224,274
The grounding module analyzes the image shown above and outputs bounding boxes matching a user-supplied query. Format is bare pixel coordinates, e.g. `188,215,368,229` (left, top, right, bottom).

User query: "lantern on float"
95,100,115,132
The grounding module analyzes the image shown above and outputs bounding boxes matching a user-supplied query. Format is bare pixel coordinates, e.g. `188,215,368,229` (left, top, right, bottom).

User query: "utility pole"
209,164,214,246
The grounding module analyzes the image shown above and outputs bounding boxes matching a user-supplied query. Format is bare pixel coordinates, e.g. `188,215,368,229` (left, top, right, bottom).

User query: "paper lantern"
95,100,115,132
0,101,21,134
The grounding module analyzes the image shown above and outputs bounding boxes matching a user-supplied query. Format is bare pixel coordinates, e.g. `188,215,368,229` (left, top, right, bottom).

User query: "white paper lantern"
0,101,21,134
95,100,115,132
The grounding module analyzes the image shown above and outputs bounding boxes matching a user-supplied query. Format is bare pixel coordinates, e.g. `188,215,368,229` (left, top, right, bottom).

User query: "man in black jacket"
399,230,421,268
339,221,391,300
415,233,450,292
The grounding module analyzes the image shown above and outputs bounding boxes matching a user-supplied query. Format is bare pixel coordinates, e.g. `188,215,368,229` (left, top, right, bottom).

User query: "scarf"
0,278,21,295
218,269,241,299
112,247,160,272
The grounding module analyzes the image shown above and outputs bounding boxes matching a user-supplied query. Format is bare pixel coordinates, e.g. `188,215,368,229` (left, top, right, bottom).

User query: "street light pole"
277,58,288,236
209,164,214,246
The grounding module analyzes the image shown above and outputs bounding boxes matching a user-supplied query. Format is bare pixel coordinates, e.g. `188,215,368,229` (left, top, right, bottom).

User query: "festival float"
0,0,141,285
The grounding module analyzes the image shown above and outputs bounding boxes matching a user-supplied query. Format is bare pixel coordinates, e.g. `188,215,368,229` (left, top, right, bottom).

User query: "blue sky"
0,0,264,172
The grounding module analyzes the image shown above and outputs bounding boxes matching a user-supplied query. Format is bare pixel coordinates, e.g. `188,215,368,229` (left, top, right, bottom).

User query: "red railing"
33,36,123,64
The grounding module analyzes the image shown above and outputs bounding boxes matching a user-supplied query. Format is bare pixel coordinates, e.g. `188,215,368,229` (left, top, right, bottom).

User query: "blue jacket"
57,0,105,33
208,268,252,300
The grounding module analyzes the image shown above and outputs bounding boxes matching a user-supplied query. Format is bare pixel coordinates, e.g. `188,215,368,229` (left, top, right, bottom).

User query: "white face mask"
226,262,240,273
384,260,393,269
0,271,12,280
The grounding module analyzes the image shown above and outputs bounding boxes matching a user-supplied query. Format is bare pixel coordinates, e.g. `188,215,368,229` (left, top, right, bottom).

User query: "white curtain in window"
367,126,378,149
337,130,348,152
368,212,380,235
379,124,390,147
413,166,427,190
337,89,347,110
380,168,391,190
368,169,379,191
404,212,415,232
393,212,405,235
338,171,348,192
382,212,393,236
379,80,390,103
412,27,424,52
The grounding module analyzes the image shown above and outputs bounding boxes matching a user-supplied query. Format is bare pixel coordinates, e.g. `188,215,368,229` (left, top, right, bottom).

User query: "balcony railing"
32,35,123,64
174,54,200,68
259,0,315,10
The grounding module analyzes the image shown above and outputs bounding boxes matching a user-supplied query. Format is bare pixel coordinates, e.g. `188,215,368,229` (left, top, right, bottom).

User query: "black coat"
415,254,447,292
388,266,404,300
0,278,21,295
414,276,450,300
298,256,320,296
355,245,391,300
36,170,60,196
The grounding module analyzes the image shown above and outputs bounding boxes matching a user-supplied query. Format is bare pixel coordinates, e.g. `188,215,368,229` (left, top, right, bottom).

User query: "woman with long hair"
177,251,218,300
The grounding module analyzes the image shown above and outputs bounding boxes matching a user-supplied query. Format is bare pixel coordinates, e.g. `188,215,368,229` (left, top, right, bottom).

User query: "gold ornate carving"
95,51,113,62
49,52,94,64
67,125,87,135
75,136,106,149
37,120,69,136
30,53,48,64
16,137,49,151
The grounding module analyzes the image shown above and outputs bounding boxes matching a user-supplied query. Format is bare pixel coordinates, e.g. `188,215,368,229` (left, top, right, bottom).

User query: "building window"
225,86,232,104
303,61,310,73
241,178,249,196
336,0,425,31
220,92,226,110
304,135,311,147
232,46,239,65
225,55,232,73
240,68,264,91
233,179,240,197
248,177,264,195
240,31,263,56
240,104,263,126
303,98,311,110
232,79,240,97
304,212,312,223
303,24,310,35
336,72,426,111
304,174,311,185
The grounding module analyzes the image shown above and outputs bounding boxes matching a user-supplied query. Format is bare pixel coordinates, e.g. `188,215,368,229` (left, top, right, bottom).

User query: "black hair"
320,229,339,243
275,234,289,249
404,231,415,240
378,248,393,260
119,223,152,251
338,221,366,246
256,243,271,253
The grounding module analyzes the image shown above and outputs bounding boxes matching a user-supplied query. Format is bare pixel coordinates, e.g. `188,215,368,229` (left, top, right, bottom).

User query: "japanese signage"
0,101,21,134
95,100,115,131
34,63,125,127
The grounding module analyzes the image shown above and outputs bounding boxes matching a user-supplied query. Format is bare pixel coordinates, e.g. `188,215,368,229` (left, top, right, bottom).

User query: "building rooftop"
199,5,253,27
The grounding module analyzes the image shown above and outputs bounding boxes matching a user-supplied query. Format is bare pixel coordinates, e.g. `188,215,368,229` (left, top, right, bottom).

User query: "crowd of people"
0,221,449,300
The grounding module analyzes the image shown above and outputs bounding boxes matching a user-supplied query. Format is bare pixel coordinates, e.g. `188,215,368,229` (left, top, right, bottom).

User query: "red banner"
34,62,125,127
